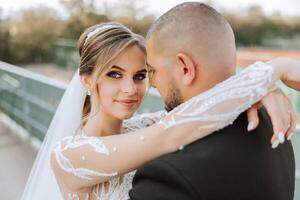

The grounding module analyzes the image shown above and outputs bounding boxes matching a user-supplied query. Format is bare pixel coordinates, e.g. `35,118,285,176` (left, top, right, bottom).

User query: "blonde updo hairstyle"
78,22,146,127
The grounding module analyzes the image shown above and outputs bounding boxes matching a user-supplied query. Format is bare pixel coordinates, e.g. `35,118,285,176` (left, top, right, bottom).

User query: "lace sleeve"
123,110,167,131
159,61,277,132
51,61,278,191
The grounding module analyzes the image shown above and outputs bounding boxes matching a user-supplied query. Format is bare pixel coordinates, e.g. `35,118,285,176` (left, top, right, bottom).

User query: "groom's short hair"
147,2,236,73
147,2,226,39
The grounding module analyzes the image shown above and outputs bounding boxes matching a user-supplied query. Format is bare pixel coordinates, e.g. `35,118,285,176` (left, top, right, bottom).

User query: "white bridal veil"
21,70,86,200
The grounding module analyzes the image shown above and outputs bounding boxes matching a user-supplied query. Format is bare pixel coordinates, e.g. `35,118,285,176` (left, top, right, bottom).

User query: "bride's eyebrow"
111,65,126,72
136,69,147,74
111,65,147,74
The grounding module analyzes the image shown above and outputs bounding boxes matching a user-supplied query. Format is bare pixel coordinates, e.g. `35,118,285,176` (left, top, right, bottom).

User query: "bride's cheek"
98,82,120,106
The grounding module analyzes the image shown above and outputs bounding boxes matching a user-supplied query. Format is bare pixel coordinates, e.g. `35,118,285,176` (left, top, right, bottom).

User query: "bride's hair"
77,22,146,127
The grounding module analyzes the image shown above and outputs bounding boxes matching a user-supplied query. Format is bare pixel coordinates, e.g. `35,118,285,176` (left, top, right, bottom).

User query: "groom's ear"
176,53,196,86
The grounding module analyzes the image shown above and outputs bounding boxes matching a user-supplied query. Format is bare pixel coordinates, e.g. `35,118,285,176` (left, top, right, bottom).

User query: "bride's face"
97,44,147,120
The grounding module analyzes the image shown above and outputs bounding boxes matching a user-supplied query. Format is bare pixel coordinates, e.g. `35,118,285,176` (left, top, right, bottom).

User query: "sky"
0,0,300,17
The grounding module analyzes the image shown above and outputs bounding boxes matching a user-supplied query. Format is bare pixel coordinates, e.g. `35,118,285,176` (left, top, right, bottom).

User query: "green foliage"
1,2,300,65
5,7,62,64
0,25,11,62
113,15,154,37
61,12,109,39
224,6,300,47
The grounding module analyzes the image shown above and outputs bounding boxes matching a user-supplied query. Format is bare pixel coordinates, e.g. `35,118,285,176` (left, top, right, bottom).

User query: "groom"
129,2,295,200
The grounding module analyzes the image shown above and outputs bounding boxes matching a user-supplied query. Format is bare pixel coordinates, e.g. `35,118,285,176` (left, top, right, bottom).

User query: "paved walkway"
0,120,37,200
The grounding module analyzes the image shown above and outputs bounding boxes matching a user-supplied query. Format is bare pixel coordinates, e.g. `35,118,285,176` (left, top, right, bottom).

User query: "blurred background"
0,0,299,199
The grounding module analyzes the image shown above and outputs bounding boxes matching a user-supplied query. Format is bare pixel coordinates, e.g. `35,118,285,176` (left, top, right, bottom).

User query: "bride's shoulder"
122,110,167,131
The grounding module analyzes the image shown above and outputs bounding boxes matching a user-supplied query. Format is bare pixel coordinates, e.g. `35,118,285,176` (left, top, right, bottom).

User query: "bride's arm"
51,61,281,191
122,110,167,131
269,58,300,91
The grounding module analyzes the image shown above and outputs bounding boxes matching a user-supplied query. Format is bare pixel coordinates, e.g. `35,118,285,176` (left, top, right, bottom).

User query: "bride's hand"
267,57,300,91
246,88,297,147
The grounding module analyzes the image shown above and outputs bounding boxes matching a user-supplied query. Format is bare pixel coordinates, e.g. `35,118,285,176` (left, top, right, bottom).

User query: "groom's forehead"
145,43,156,68
145,39,161,65
146,61,155,70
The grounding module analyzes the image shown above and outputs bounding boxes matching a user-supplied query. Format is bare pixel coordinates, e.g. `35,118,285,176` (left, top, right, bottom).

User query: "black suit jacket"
129,109,295,200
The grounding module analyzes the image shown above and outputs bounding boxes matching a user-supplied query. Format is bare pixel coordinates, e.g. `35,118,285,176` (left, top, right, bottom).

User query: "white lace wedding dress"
65,111,167,200
52,62,278,200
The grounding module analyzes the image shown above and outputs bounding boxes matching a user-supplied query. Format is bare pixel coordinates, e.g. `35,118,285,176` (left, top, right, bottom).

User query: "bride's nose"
121,78,138,95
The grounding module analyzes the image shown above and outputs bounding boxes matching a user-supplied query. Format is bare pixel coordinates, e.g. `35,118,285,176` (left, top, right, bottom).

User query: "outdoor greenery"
0,0,300,65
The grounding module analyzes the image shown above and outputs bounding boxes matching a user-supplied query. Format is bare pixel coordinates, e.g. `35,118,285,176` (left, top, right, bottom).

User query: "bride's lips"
116,99,138,108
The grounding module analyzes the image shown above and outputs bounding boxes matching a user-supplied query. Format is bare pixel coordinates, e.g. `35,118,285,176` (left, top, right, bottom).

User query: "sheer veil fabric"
21,70,86,200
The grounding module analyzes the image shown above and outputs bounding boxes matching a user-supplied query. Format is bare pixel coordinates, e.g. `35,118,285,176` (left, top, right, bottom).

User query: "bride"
21,22,300,200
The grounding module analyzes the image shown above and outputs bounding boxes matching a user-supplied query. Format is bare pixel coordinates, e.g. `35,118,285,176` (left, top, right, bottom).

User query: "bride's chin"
113,103,140,120
116,111,135,120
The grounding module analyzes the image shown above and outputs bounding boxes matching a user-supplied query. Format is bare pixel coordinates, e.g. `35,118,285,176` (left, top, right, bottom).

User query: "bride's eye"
107,71,122,79
134,73,147,81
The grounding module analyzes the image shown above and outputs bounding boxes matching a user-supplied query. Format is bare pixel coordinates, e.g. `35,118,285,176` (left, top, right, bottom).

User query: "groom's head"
146,2,236,111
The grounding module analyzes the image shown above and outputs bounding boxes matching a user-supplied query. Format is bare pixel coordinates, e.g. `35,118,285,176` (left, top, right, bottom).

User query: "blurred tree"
105,0,155,36
60,0,96,14
114,15,155,36
0,10,11,62
8,6,62,63
106,0,149,20
225,5,300,47
61,12,109,39
1,1,300,65
59,0,155,39
0,29,11,62
59,0,110,39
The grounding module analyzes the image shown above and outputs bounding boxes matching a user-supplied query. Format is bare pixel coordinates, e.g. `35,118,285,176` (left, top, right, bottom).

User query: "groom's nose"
150,81,156,88
149,77,156,88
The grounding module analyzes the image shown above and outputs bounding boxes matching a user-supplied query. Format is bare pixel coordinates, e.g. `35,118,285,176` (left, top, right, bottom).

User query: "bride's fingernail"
287,132,294,141
247,121,254,132
272,140,280,149
277,132,285,144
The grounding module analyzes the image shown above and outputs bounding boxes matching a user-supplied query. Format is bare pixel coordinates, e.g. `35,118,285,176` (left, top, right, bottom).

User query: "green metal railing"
50,39,79,69
0,61,66,140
